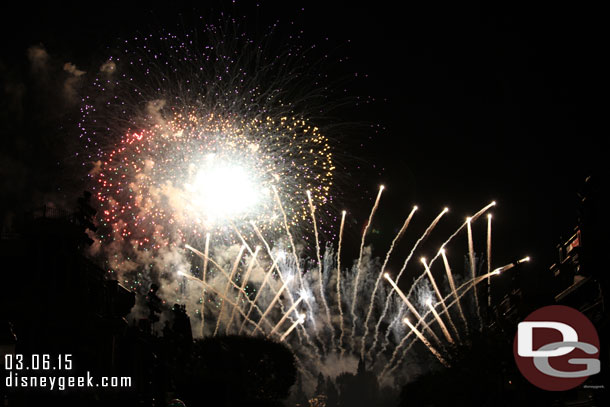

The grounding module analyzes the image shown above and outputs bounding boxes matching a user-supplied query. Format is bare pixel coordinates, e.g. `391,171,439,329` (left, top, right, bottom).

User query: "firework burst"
80,21,340,288
78,18,528,393
92,111,332,245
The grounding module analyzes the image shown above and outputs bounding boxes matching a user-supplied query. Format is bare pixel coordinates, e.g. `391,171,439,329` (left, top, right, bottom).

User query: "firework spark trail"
440,248,467,335
184,244,251,290
426,300,454,344
180,272,265,335
420,257,460,340
350,185,384,347
203,280,266,335
185,244,232,281
370,296,396,358
200,233,210,336
380,330,416,380
249,222,282,276
483,256,529,277
377,307,404,359
404,318,449,367
280,314,306,342
487,214,492,307
272,186,326,355
383,273,443,347
226,246,260,334
337,210,346,357
185,242,271,335
381,273,484,380
268,297,305,338
184,244,206,260
386,202,496,358
272,186,303,287
383,260,526,377
408,202,497,299
231,222,256,256
371,207,447,358
238,252,281,334
466,217,483,330
185,243,253,336
254,278,295,335
241,227,319,359
250,222,308,345
361,205,417,358
381,269,495,378
307,190,335,347
215,245,247,336
396,207,448,282
438,271,492,318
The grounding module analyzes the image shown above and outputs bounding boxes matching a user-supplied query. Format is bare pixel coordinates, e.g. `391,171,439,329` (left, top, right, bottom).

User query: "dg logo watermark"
513,305,600,391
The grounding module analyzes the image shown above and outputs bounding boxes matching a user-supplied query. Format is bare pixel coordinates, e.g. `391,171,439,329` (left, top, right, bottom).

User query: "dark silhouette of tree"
75,191,97,247
175,335,296,407
315,372,326,395
145,283,162,327
357,357,366,375
291,376,309,406
337,358,379,407
325,376,339,407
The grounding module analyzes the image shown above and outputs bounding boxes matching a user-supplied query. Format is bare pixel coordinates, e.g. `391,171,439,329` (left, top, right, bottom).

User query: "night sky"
1,1,601,305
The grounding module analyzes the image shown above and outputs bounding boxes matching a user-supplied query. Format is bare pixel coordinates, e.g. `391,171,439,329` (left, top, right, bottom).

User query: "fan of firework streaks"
175,194,527,391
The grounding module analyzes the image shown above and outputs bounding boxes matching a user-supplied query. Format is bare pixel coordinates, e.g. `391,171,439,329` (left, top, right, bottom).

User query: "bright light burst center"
186,156,262,222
